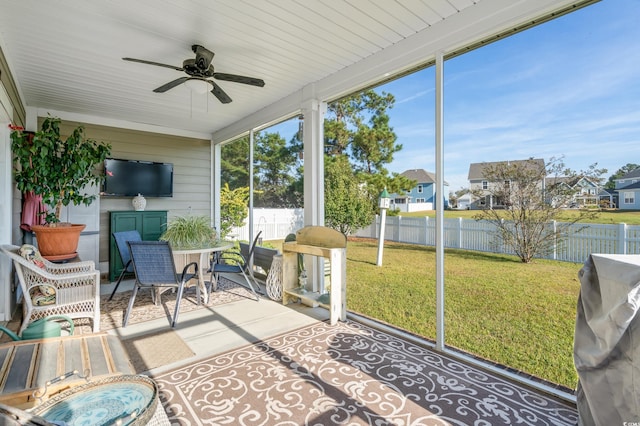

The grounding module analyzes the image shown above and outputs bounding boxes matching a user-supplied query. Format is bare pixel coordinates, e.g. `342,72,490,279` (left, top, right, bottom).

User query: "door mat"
121,329,195,374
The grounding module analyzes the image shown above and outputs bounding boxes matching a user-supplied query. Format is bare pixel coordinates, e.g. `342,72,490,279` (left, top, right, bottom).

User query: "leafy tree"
221,137,250,190
325,91,409,186
254,132,300,207
471,157,604,263
325,91,384,156
323,90,413,231
219,88,413,235
351,103,398,173
605,163,640,189
219,183,249,238
282,132,304,207
324,155,375,235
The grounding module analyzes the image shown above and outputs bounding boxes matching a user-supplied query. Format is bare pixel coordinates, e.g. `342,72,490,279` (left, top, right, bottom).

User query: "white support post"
435,51,445,352
376,208,387,266
249,130,255,245
301,97,327,292
211,142,221,233
302,98,327,227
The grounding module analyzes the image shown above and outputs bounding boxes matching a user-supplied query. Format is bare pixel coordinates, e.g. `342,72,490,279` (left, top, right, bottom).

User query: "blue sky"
272,0,640,193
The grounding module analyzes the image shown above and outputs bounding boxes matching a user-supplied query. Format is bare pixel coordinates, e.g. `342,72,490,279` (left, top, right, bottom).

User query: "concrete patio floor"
99,278,330,375
0,278,579,424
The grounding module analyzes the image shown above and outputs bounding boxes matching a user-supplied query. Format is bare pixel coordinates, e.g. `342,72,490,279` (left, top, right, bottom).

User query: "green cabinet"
109,210,167,281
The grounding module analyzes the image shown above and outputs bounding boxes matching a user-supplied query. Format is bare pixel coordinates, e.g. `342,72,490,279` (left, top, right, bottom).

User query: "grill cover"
574,254,640,425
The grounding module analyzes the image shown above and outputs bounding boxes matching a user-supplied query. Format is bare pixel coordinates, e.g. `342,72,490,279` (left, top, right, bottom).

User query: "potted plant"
10,117,111,259
159,215,218,250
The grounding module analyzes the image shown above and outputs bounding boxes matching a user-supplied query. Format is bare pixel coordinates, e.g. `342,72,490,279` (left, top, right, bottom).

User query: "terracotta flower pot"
31,224,86,260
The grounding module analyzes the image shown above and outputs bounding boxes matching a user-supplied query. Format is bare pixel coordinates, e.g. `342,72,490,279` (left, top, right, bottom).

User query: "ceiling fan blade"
123,57,184,71
153,77,190,93
210,81,232,104
213,73,265,87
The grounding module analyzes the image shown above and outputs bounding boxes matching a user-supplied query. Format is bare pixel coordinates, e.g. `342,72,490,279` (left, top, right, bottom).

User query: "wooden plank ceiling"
0,0,587,138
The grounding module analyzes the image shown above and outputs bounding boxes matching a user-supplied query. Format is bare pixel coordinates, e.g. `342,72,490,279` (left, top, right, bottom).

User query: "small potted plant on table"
10,117,111,260
160,215,218,250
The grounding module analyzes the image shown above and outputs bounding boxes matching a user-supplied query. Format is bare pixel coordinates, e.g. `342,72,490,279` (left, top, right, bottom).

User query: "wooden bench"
239,242,279,281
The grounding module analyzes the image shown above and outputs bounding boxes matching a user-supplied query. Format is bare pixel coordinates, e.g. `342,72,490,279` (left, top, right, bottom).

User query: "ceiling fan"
123,44,265,104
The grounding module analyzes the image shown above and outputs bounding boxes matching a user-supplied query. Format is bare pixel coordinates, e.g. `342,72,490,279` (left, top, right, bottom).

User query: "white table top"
172,240,234,255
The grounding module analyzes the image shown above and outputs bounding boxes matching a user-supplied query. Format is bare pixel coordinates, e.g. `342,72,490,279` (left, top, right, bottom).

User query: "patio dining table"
172,240,234,304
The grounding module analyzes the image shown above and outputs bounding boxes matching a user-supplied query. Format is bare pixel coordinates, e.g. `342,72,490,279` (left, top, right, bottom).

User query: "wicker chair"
0,244,100,335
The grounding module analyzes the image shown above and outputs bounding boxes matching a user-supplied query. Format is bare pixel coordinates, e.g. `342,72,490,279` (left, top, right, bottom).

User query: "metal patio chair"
124,240,198,328
108,230,142,301
209,231,262,301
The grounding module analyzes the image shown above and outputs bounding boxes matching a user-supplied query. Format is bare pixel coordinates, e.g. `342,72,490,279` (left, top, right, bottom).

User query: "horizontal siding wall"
60,122,211,270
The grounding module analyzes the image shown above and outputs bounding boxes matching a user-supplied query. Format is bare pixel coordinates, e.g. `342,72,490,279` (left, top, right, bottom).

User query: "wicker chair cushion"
19,244,46,268
19,244,57,305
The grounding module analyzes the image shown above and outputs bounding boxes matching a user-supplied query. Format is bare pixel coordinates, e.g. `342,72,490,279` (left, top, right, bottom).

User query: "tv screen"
103,158,173,197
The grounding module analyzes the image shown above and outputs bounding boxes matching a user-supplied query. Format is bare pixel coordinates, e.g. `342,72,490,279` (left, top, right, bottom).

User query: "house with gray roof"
545,175,600,207
615,167,640,210
467,158,545,210
388,169,449,212
598,188,618,209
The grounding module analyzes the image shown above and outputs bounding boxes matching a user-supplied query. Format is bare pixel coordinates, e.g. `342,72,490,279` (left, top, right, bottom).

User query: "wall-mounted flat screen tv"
103,158,173,197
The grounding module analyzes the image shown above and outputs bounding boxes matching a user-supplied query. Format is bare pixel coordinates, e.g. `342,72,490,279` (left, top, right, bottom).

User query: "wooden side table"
282,242,346,325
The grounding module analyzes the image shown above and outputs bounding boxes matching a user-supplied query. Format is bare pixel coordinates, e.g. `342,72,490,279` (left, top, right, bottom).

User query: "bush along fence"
355,215,640,263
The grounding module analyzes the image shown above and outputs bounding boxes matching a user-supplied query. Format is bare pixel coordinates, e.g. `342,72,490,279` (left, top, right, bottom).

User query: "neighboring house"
455,191,476,210
615,167,640,210
545,175,600,207
598,188,618,209
467,159,545,210
388,169,449,212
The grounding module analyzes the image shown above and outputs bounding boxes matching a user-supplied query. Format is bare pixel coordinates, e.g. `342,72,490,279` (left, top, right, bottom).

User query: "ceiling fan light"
185,78,211,94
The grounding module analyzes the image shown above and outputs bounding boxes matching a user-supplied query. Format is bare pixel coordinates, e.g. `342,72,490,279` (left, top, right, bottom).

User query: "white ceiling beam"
34,108,212,140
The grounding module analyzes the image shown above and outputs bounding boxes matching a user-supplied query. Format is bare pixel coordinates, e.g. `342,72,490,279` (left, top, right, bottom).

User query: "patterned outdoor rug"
100,278,256,330
152,320,577,426
67,278,257,333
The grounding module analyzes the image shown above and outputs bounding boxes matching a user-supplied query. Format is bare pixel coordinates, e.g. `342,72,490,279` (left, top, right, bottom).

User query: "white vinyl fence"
229,208,305,242
355,216,640,263
232,209,640,263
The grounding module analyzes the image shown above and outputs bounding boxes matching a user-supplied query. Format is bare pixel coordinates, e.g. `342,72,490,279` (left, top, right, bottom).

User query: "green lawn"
401,208,640,225
345,238,581,389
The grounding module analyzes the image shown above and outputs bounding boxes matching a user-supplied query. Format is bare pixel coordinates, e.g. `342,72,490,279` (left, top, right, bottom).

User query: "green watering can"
0,315,75,341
